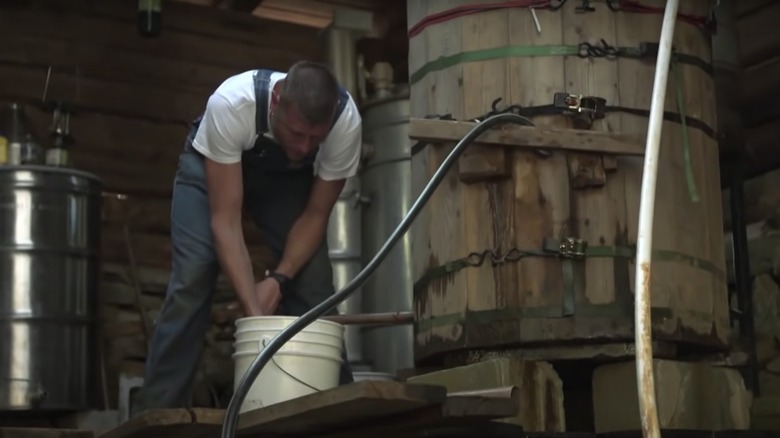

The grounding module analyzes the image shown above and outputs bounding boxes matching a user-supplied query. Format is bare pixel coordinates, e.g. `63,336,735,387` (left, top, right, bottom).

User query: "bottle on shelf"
138,0,162,37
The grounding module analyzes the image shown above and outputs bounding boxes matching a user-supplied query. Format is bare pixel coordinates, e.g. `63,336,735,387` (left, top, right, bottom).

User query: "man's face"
270,94,332,162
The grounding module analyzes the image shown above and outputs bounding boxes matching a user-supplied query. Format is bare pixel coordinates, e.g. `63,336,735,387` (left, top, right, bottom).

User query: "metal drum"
327,175,365,366
0,165,102,412
360,90,414,374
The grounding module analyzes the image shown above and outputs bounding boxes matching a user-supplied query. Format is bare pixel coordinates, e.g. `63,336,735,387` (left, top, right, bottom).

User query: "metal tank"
0,165,102,412
325,20,367,368
327,175,366,367
359,64,414,374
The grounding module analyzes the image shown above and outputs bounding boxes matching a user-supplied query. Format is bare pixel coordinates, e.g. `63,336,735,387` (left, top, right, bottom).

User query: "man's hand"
253,277,282,315
275,177,346,278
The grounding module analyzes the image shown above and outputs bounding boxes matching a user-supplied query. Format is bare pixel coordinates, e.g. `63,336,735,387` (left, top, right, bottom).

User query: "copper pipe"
102,190,128,200
322,311,413,326
448,386,518,400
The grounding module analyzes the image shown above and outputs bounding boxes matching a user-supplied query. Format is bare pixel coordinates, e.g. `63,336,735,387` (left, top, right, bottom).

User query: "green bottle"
138,0,162,37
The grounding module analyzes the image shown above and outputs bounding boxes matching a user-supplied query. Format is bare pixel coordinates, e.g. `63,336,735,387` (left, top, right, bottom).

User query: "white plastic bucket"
232,316,345,413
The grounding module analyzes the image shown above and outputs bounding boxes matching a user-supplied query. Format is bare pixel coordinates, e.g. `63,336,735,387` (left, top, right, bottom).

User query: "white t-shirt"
191,70,362,181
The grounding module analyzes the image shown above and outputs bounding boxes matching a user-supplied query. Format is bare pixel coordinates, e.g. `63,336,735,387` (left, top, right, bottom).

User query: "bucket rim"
235,315,345,330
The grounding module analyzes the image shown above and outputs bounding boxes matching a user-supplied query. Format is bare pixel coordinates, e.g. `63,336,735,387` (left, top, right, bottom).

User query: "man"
131,60,362,415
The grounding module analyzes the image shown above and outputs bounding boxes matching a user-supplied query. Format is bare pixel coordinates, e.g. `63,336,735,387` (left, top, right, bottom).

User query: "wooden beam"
736,0,776,18
722,164,780,231
229,0,264,13
739,55,780,109
408,118,645,156
737,1,780,68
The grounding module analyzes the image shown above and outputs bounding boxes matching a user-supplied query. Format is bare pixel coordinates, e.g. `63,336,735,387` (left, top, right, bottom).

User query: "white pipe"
634,1,680,438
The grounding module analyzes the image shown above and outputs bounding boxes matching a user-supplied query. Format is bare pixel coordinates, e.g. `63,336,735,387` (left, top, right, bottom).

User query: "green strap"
671,59,701,203
410,43,713,86
414,238,726,318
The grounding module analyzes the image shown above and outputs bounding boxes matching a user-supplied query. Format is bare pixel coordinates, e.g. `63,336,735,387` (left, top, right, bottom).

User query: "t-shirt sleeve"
191,94,247,164
314,97,362,181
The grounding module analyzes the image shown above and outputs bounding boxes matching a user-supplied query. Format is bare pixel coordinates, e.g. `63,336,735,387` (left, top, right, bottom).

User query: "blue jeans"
130,150,353,414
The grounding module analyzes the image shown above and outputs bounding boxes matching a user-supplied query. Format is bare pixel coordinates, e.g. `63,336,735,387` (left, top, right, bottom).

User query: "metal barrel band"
409,42,714,87
414,242,728,281
414,240,727,320
413,301,721,332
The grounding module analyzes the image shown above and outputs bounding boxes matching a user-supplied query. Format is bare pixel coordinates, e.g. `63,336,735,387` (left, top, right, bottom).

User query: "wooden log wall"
0,0,324,409
720,1,780,231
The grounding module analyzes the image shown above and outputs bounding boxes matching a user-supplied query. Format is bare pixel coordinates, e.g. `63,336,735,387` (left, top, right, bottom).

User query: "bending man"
131,60,361,414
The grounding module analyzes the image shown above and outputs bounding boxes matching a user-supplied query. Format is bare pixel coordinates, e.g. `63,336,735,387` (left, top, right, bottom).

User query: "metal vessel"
324,18,372,368
359,69,414,374
327,174,366,366
0,165,103,412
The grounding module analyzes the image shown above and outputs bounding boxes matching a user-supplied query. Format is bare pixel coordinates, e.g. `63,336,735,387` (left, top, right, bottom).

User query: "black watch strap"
267,271,291,292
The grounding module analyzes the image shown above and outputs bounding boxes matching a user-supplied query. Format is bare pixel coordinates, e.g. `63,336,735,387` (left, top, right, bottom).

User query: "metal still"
359,64,415,374
0,165,103,412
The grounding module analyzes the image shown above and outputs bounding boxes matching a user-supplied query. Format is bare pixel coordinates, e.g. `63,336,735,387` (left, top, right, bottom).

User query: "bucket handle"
260,336,326,393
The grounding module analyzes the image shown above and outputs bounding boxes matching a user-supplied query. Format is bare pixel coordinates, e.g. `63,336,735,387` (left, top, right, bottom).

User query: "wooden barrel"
408,0,730,364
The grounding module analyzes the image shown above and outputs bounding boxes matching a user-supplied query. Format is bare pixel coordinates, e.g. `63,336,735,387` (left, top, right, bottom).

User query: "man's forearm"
212,221,256,308
274,212,328,278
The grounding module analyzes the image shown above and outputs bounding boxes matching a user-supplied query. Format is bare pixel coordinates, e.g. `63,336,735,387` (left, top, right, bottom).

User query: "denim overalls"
132,69,353,414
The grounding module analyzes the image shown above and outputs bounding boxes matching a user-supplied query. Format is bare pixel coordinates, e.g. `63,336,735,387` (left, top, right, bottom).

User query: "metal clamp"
559,237,588,259
575,0,596,13
606,0,621,11
553,92,607,129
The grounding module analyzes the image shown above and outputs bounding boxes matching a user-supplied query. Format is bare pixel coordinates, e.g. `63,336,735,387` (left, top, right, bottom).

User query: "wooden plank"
593,359,751,432
236,381,448,436
99,408,223,438
0,35,231,94
722,165,780,230
736,0,780,68
101,226,275,272
320,388,520,438
739,56,780,109
736,0,776,18
0,63,204,126
407,359,564,433
0,0,321,69
8,100,188,164
408,118,645,156
0,429,93,438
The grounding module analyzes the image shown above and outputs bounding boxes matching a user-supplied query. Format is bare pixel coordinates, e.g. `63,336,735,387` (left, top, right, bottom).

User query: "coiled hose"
220,112,535,438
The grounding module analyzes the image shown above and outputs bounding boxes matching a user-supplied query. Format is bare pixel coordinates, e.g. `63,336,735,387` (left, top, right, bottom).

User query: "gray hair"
279,61,340,125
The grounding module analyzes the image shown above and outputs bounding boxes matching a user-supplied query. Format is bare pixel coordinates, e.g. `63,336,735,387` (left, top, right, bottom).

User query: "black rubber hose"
220,112,536,438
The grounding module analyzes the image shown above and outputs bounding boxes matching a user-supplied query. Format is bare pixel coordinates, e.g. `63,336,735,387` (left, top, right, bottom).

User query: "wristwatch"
266,270,291,292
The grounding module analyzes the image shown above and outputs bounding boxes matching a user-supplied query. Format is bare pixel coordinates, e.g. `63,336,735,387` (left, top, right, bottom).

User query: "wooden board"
407,0,729,363
320,389,520,438
407,358,564,433
99,408,223,438
98,382,517,438
0,429,92,438
408,118,645,156
236,381,448,436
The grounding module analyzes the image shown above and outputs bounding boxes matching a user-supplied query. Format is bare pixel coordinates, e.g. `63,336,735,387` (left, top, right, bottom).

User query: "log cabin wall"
722,0,780,426
720,1,780,230
0,0,324,408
